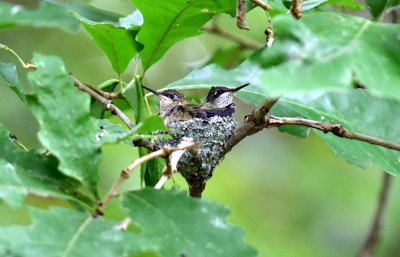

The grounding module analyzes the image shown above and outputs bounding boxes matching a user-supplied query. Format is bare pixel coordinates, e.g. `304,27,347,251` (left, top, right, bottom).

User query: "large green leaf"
122,189,257,257
73,13,143,75
0,1,79,32
0,207,152,257
130,0,236,71
272,90,400,176
167,12,400,101
0,123,93,209
27,53,101,197
0,61,26,104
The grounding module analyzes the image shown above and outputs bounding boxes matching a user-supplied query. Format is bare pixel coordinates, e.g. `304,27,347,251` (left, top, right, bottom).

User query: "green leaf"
65,0,123,23
272,90,400,175
27,53,101,198
0,123,93,209
326,0,365,10
72,13,143,75
0,61,26,104
0,206,152,257
0,1,79,32
135,115,168,135
97,117,168,148
365,0,389,18
299,0,364,11
143,158,165,187
131,0,236,71
168,12,400,101
123,189,257,257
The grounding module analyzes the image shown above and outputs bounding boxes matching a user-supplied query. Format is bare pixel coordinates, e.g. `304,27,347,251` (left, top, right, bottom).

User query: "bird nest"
155,115,237,183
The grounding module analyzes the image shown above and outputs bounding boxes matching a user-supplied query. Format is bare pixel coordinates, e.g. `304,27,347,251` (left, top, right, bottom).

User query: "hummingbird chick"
205,83,250,108
142,86,235,125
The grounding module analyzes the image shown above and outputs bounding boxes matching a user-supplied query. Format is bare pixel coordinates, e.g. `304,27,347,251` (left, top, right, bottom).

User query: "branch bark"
70,74,154,152
223,98,400,159
236,0,249,30
250,0,271,10
201,26,262,50
96,144,195,215
357,172,392,257
267,116,400,151
290,0,304,19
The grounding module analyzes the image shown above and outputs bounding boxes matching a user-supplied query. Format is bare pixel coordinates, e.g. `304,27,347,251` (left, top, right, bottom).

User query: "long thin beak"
231,83,250,92
142,85,159,95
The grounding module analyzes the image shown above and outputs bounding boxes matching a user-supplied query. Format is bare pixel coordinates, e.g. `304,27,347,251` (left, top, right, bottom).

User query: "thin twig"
290,0,304,19
223,97,400,158
84,83,122,99
201,26,262,50
96,144,195,215
357,172,392,257
70,74,155,151
236,0,249,30
250,0,271,10
267,116,400,151
265,25,274,47
70,74,134,129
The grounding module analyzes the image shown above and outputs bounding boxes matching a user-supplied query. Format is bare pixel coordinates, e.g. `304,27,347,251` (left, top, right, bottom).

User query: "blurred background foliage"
0,0,399,256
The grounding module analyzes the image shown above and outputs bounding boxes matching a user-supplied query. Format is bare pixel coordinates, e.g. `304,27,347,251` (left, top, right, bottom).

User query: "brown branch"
224,97,400,158
357,172,392,257
70,74,155,152
290,0,304,19
70,74,134,129
236,0,249,30
250,0,271,10
265,25,274,47
201,26,262,50
96,144,195,215
222,97,280,157
267,116,400,151
84,83,122,99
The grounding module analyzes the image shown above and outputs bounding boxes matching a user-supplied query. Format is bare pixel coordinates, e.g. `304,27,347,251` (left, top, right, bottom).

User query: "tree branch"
290,0,304,19
236,0,249,30
70,74,155,152
201,26,262,51
96,144,196,215
223,98,400,159
267,116,400,151
357,172,392,257
250,0,271,10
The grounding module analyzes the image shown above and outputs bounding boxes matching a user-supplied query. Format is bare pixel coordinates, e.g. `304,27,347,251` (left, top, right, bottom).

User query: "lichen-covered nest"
155,116,237,182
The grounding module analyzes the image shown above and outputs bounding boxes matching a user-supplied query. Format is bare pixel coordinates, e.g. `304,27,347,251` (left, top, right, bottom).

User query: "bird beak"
232,83,250,92
142,85,159,95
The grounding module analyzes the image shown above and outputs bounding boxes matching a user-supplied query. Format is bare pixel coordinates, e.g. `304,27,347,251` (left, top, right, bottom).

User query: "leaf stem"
0,43,37,70
61,215,93,257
